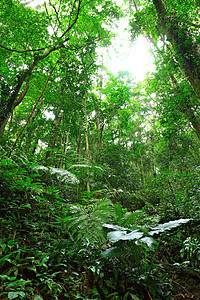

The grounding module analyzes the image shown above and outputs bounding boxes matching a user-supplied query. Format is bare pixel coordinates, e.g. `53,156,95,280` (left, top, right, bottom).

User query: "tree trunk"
0,80,30,136
169,74,200,139
139,149,145,185
84,95,90,193
76,123,82,156
153,0,200,98
95,56,104,149
182,103,200,139
140,2,200,140
150,134,156,176
46,113,62,164
25,99,45,149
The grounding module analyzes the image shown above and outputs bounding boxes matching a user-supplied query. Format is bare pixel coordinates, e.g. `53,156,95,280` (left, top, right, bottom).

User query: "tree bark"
0,80,30,136
45,113,62,164
0,45,63,133
153,0,200,98
95,54,104,151
84,94,90,193
25,99,45,150
169,73,200,139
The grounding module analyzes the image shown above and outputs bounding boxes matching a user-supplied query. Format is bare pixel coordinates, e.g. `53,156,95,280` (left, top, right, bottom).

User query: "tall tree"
152,0,200,98
0,0,121,135
129,0,200,139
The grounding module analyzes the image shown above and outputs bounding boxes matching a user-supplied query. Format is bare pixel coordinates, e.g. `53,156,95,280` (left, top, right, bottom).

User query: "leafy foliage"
61,198,115,244
34,165,80,184
1,0,200,298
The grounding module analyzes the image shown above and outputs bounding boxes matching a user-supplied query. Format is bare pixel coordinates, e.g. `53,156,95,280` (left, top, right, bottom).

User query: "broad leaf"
107,230,143,243
149,219,190,235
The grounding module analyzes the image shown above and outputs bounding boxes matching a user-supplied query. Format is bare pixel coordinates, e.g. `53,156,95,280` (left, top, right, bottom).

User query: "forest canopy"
0,0,200,299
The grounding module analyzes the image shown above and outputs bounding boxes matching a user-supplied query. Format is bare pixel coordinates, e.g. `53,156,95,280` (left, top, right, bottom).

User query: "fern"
63,199,115,244
34,165,79,184
114,203,160,229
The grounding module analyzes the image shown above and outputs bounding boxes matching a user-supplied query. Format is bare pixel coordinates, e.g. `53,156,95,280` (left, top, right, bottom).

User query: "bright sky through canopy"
100,16,155,81
102,35,155,81
26,0,155,81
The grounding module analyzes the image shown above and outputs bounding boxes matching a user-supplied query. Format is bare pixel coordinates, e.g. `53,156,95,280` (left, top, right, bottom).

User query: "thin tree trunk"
76,124,81,156
7,57,60,157
136,160,142,184
64,118,71,154
25,99,45,149
95,55,104,151
139,149,145,185
46,113,62,164
84,94,90,193
150,135,155,176
61,120,71,169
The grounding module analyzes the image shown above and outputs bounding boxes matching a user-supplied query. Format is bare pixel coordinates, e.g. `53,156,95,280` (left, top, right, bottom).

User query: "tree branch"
0,44,47,53
0,0,81,55
44,1,49,16
14,79,30,108
59,0,82,40
0,0,82,130
49,0,61,28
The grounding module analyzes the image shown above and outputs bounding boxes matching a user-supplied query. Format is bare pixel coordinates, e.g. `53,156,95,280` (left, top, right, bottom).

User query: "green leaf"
34,166,79,184
19,204,32,209
129,294,141,300
103,223,129,231
107,230,143,243
27,266,37,273
140,237,157,248
8,291,25,299
101,246,122,258
0,275,16,281
34,296,43,300
63,216,72,223
123,292,130,300
149,219,190,235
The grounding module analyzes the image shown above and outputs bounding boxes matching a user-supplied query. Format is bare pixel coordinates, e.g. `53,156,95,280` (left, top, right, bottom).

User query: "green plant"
59,198,115,244
101,219,190,299
180,237,200,268
34,165,79,185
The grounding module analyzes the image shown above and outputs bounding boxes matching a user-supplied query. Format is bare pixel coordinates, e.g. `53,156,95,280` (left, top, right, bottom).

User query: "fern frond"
64,199,116,245
34,165,79,184
69,164,91,168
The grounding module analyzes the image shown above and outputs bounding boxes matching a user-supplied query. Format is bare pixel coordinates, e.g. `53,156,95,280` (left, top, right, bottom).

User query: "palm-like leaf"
34,165,79,184
64,199,115,244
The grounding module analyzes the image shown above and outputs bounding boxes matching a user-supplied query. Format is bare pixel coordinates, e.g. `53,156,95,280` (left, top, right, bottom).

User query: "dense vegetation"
0,0,200,299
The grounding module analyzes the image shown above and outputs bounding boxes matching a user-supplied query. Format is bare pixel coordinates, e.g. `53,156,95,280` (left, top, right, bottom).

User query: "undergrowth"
1,155,200,300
